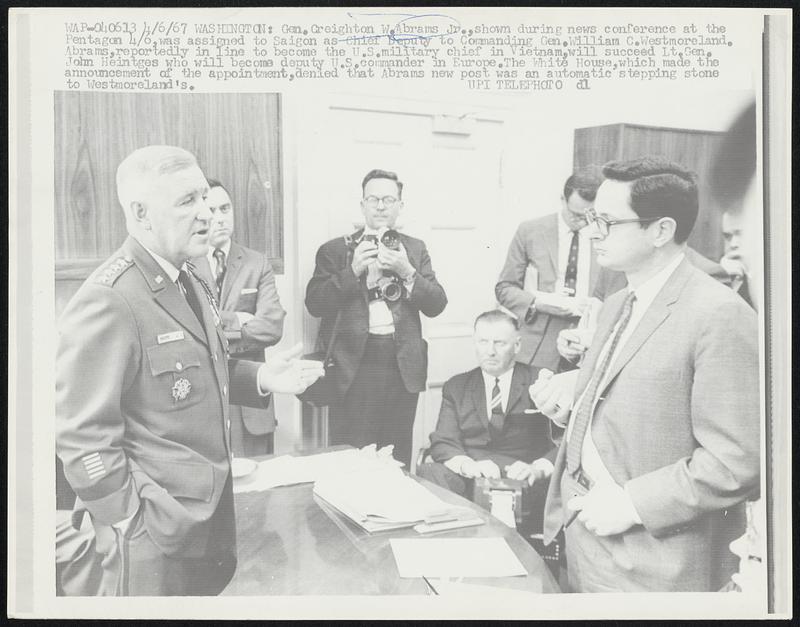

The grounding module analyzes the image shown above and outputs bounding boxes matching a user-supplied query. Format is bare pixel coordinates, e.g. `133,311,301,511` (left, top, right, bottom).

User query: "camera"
362,228,401,251
362,228,404,302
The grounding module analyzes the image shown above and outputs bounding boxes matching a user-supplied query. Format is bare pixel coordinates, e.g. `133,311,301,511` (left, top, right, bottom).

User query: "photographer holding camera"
305,169,447,467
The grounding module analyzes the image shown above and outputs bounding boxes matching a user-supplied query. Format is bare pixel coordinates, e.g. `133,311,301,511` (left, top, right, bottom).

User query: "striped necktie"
213,248,226,297
566,291,637,474
490,377,504,425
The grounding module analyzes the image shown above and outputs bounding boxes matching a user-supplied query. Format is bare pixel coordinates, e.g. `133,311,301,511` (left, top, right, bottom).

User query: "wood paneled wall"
54,92,284,305
574,123,725,262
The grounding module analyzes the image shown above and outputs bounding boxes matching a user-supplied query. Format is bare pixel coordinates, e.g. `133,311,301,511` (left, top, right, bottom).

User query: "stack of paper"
233,447,404,494
313,466,478,533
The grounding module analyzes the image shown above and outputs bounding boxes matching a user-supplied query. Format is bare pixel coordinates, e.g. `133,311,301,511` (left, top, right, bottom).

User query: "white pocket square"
241,288,258,294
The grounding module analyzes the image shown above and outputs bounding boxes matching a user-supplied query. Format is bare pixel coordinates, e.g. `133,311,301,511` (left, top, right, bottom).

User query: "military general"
56,145,324,596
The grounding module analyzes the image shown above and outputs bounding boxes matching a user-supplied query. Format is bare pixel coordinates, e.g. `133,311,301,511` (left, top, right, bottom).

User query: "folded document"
313,466,480,533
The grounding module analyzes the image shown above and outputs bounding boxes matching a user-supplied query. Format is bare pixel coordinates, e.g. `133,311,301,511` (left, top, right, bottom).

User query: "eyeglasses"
584,207,662,238
363,195,399,209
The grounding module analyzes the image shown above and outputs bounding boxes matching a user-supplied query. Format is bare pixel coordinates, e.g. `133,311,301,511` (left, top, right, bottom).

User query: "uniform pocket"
145,341,207,409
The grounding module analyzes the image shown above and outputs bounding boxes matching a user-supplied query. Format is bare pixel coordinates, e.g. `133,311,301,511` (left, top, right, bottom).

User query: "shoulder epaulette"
94,256,134,286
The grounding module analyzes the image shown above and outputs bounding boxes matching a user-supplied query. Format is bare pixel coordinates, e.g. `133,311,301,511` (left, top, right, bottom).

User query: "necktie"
177,269,204,326
564,230,580,295
566,291,637,473
213,248,226,297
490,377,504,424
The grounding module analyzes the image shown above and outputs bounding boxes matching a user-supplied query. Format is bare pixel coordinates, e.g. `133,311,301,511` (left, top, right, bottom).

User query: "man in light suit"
496,167,604,371
56,145,323,595
417,310,556,528
193,179,286,456
531,157,759,592
305,169,447,467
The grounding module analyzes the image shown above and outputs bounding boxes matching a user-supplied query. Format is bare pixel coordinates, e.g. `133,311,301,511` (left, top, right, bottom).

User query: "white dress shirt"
557,215,593,298
481,367,514,420
566,252,686,491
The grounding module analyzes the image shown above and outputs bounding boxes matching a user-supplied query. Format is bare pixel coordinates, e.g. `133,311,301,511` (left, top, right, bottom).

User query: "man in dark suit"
305,169,447,467
532,157,759,592
417,310,556,506
56,145,323,595
495,167,604,371
193,179,286,456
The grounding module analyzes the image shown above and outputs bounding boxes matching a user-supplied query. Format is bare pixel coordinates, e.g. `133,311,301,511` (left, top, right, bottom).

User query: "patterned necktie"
490,377,504,425
213,248,226,297
564,230,580,295
566,291,637,473
177,269,204,326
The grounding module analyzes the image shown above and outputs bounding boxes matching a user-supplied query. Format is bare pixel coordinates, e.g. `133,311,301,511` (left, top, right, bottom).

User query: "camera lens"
382,281,402,301
380,229,401,251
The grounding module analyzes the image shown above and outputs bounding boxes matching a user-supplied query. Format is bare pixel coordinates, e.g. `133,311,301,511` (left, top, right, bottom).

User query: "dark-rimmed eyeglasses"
584,207,662,238
363,195,399,209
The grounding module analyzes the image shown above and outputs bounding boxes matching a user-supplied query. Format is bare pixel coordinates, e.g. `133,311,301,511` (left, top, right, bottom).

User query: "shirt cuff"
623,482,643,525
403,271,416,296
235,312,254,326
255,365,273,397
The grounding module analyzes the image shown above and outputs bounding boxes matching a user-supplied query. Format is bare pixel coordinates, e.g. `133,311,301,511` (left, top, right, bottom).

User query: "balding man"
56,145,323,596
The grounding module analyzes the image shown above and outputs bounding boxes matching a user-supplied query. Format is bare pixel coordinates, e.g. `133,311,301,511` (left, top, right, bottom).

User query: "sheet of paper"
490,491,517,529
390,538,528,578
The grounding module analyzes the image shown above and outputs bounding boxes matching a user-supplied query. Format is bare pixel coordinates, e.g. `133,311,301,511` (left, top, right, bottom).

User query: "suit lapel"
574,293,626,398
470,369,491,433
505,363,527,415
221,242,243,306
600,259,693,394
125,237,208,346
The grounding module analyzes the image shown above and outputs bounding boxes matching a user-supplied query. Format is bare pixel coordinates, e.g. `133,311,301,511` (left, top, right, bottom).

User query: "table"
222,453,560,595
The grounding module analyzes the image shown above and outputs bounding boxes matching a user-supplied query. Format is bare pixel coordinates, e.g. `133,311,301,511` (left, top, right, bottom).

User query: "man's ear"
130,201,150,229
652,217,677,248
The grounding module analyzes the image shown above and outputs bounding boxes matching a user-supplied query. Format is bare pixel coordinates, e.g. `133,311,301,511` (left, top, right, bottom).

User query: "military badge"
172,377,192,402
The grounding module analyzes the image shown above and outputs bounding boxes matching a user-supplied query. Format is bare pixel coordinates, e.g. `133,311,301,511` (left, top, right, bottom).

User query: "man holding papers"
417,310,556,502
532,158,759,592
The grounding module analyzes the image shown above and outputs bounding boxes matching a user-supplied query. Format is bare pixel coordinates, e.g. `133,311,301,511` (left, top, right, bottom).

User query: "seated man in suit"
193,179,286,456
417,310,556,524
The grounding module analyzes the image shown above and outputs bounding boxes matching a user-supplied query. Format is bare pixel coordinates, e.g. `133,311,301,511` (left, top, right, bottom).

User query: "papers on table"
233,446,404,494
313,466,481,533
390,538,527,578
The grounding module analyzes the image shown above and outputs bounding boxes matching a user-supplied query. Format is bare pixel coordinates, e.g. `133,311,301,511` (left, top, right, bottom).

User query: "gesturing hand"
529,368,578,427
258,342,326,395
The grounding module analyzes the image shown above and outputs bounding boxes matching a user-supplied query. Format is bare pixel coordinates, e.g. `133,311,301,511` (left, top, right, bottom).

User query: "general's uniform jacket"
495,213,601,369
305,229,447,400
193,241,285,438
56,236,267,558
